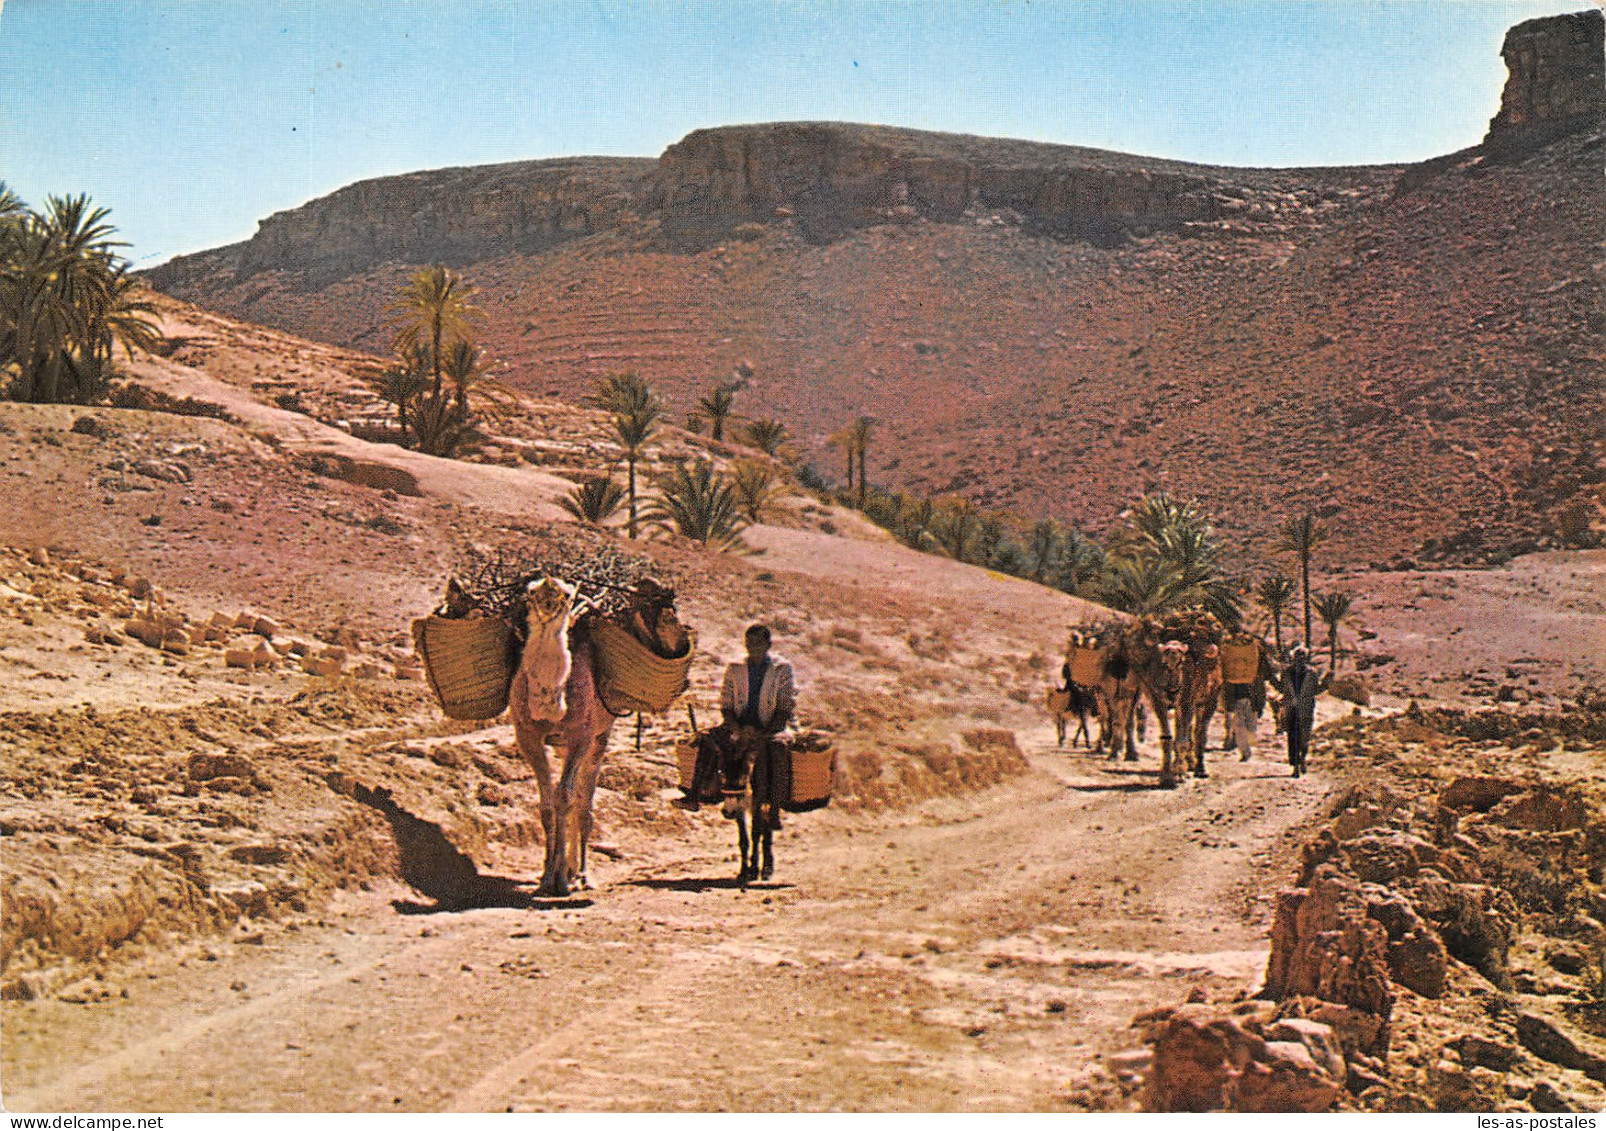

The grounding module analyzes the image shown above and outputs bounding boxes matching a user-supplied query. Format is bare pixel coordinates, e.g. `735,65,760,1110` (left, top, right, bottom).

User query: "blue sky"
0,0,1592,264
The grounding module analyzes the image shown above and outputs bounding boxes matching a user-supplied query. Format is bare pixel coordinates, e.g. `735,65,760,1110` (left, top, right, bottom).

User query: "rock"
1484,786,1588,832
1486,10,1604,147
131,458,191,484
70,415,110,438
1265,1018,1347,1081
1261,866,1394,1057
1,971,52,1000
1528,1080,1579,1113
187,751,255,782
228,843,289,866
1515,1012,1606,1084
1141,1005,1342,1112
1441,776,1526,813
1451,1034,1518,1072
27,547,50,566
1329,674,1370,706
252,616,279,639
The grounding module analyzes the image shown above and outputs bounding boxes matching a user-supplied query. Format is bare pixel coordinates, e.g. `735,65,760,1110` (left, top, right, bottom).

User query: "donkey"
700,726,783,883
508,577,616,897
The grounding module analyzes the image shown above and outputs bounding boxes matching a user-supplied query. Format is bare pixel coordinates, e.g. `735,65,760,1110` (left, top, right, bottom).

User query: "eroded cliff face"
195,157,655,283
1487,9,1604,147
647,122,1262,246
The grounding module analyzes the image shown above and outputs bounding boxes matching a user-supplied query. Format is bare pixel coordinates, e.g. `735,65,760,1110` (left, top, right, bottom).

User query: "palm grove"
0,186,162,404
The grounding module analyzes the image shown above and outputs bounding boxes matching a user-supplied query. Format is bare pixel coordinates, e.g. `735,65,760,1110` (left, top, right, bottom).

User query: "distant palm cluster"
366,264,514,457
0,185,163,405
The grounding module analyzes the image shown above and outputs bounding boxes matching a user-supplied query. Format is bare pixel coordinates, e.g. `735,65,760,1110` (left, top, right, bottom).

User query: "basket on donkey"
777,730,837,813
591,619,697,716
411,614,515,721
1045,687,1073,714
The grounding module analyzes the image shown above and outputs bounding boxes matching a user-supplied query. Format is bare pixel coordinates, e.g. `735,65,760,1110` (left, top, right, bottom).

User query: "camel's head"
523,576,577,631
1157,639,1189,682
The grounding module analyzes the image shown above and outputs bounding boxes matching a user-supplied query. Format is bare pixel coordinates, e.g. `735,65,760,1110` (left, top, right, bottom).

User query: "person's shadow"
352,782,592,913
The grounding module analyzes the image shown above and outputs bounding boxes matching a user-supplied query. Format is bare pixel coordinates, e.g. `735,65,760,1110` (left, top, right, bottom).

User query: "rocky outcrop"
152,123,1379,293
644,121,1358,246
151,157,655,285
1138,1002,1346,1113
1486,10,1604,149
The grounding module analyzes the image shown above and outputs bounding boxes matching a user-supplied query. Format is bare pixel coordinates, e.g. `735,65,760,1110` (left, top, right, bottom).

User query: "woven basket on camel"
1045,687,1073,714
1069,645,1104,686
411,615,514,721
1220,639,1261,684
591,619,696,716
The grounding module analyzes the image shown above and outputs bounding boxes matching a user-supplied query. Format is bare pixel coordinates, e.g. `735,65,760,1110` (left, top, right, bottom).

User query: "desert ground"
1,297,1603,1113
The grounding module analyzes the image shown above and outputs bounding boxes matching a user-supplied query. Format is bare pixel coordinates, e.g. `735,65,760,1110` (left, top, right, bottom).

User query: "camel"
507,576,688,896
1177,639,1223,779
1066,628,1141,760
507,577,609,897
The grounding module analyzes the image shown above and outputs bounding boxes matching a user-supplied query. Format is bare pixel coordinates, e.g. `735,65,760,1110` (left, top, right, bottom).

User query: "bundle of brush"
447,538,675,622
1154,608,1224,649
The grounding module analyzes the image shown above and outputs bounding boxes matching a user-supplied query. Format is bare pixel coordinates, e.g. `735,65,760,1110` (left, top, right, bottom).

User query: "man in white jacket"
682,624,795,810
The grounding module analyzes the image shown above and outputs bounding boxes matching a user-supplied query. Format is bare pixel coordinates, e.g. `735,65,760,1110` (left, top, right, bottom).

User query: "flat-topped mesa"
645,121,1370,247
1486,9,1604,150
234,157,655,281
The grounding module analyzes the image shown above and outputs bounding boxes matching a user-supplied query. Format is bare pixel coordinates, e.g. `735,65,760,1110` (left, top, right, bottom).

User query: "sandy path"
3,731,1332,1113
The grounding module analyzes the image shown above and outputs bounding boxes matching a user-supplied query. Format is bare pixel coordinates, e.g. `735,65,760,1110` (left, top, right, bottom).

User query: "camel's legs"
512,711,562,893
1193,700,1216,778
565,726,613,888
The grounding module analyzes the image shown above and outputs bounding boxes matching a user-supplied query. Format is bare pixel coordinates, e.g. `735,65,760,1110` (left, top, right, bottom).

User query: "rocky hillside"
149,11,1605,569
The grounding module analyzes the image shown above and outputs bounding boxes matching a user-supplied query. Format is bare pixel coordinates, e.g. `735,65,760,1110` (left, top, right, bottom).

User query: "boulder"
1141,1006,1342,1113
1262,866,1395,1057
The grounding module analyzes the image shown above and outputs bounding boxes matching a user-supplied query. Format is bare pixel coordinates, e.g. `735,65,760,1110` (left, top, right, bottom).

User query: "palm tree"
743,418,789,457
367,347,431,441
1277,512,1329,650
1027,519,1061,583
931,496,978,562
976,516,1005,567
1313,590,1354,673
697,381,740,442
827,426,855,494
561,474,627,526
1100,555,1186,616
849,415,876,508
1099,491,1238,621
647,459,749,552
592,371,661,538
731,458,781,522
2,194,162,404
388,265,479,400
1054,530,1106,596
1256,573,1296,656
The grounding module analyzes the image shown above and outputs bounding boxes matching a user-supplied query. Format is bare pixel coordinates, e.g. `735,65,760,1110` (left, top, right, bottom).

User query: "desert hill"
148,12,1604,570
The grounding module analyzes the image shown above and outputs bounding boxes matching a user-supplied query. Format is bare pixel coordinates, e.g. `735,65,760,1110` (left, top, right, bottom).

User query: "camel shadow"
353,781,594,913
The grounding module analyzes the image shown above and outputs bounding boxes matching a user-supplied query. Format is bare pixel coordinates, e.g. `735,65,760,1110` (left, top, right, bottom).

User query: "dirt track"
2,735,1331,1113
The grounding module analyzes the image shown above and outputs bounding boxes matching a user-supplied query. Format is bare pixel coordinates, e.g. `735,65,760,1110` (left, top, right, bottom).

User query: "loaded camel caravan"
1060,611,1229,788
